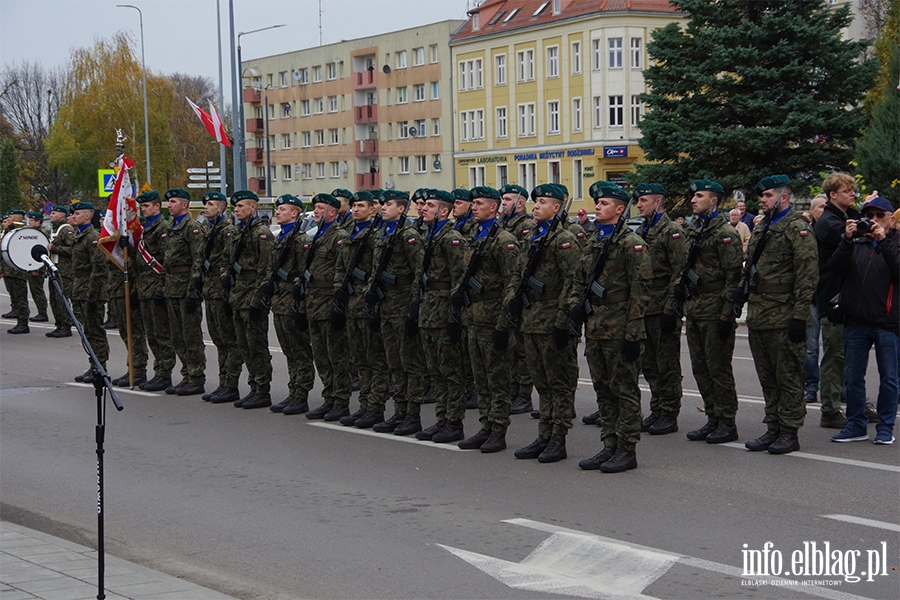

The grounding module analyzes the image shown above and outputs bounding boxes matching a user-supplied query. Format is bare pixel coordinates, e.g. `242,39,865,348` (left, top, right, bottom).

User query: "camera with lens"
853,217,873,238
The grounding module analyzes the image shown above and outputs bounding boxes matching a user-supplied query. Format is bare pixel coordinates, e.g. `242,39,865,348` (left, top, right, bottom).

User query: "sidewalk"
0,521,235,600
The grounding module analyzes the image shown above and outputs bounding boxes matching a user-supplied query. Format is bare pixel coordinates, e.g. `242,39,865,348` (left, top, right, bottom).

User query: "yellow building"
451,0,685,212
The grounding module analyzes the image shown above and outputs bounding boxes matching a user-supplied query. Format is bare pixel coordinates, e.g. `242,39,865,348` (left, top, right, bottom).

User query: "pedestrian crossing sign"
98,169,116,198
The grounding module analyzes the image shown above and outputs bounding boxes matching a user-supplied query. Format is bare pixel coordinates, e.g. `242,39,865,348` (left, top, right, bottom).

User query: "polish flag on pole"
99,155,143,270
186,97,231,147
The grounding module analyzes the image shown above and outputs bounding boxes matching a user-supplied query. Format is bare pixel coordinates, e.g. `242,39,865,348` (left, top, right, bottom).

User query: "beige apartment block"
242,19,464,198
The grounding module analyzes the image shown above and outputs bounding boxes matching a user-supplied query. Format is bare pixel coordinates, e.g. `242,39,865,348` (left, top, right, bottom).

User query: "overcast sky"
1,0,469,96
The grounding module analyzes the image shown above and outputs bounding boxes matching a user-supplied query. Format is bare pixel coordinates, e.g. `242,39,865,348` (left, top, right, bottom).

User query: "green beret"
370,189,384,199
468,186,501,201
451,188,471,202
8,209,26,216
275,194,304,208
352,190,375,203
313,193,341,208
71,202,94,212
52,204,70,215
755,174,791,195
589,183,629,202
202,191,227,203
164,188,191,201
689,179,725,194
499,184,529,198
382,189,410,203
587,181,616,199
425,189,455,203
231,190,259,205
633,183,655,198
650,183,666,196
530,184,565,201
331,188,353,200
552,183,569,197
27,211,44,220
137,190,161,203
412,188,430,201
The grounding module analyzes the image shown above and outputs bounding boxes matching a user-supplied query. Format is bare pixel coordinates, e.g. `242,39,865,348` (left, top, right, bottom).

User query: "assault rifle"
221,217,256,313
731,213,773,319
333,214,382,317
363,202,412,327
671,213,710,319
292,214,327,312
260,211,306,311
194,215,222,298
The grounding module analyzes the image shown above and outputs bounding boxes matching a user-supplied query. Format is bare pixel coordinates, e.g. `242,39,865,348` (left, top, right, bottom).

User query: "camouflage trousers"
466,326,514,433
348,316,389,411
74,300,109,369
140,295,175,378
205,298,242,388
819,320,844,416
749,327,807,434
4,276,29,326
685,319,738,426
525,332,577,437
27,272,47,315
109,296,148,376
48,274,72,329
168,297,206,385
584,337,641,452
233,307,272,393
273,312,315,400
510,328,533,399
309,318,351,407
380,317,427,414
643,313,684,418
421,326,466,423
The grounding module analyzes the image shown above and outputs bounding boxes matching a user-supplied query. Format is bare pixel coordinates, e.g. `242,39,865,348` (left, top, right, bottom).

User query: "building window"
546,46,559,79
268,104,275,120
593,96,602,128
266,73,273,87
280,71,289,87
328,96,338,112
429,44,438,63
399,156,410,173
416,155,427,173
327,62,337,80
329,128,339,145
431,82,439,99
269,134,276,149
548,160,561,184
302,163,312,179
496,106,507,139
459,58,483,91
397,86,408,104
283,133,292,149
414,84,425,101
609,38,623,69
459,110,484,142
432,118,440,136
313,65,322,82
572,97,582,132
314,98,324,114
497,164,508,187
315,130,325,146
518,103,535,137
609,95,624,127
413,47,425,66
572,41,581,74
399,121,409,139
270,165,277,181
592,39,601,71
573,159,583,199
631,95,644,127
469,165,485,188
316,162,325,178
414,119,426,137
298,68,308,84
631,38,643,69
518,162,536,190
503,8,520,23
256,166,265,179
301,131,311,147
547,100,560,134
330,162,340,178
396,50,407,69
472,12,480,31
283,165,292,180
495,54,506,85
533,2,549,17
552,0,561,14
433,154,442,171
301,99,310,116
282,102,291,118
517,49,534,82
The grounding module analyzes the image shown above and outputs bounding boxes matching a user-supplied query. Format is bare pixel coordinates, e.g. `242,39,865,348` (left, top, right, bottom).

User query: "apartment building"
450,0,684,212
241,20,464,198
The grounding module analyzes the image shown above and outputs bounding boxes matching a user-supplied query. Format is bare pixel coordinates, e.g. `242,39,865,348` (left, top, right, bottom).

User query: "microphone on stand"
31,245,60,276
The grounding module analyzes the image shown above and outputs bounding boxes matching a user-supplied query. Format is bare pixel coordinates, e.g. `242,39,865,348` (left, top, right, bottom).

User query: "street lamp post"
117,4,151,186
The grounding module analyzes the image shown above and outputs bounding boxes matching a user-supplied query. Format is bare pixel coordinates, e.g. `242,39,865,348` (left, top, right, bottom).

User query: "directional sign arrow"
189,175,209,181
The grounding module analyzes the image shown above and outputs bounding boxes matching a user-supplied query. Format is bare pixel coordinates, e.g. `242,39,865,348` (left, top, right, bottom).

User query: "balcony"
245,118,264,133
354,104,377,123
242,88,261,103
356,172,380,190
248,147,264,163
354,70,376,89
356,139,378,157
248,178,266,194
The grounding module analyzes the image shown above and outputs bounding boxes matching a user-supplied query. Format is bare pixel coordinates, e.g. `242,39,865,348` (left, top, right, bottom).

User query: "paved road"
1,299,898,600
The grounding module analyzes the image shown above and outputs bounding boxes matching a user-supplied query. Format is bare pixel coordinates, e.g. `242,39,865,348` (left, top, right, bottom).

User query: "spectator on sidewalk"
804,194,828,403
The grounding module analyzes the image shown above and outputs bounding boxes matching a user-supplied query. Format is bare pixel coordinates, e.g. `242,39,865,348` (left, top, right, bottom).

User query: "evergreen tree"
636,0,877,203
0,138,22,213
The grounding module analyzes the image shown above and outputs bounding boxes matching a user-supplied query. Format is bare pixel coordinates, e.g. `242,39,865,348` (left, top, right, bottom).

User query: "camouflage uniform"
25,241,48,318
106,255,148,379
572,225,651,453
134,214,175,380
567,222,589,247
71,224,109,369
638,213,687,419
454,215,477,398
49,221,75,329
744,207,818,435
164,213,206,386
200,216,242,391
683,214,743,427
504,211,536,405
2,223,30,327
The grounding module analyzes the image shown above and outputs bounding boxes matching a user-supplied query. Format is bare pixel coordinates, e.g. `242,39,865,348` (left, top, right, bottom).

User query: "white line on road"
822,514,900,533
307,421,465,451
720,442,900,473
68,382,160,397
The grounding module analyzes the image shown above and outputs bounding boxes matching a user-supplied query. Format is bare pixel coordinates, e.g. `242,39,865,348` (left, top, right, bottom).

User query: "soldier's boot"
599,448,637,473
209,387,239,404
514,435,550,459
465,390,478,410
340,408,366,425
510,395,533,415
423,386,437,404
178,382,206,396
745,429,779,452
113,373,146,388
538,434,567,463
141,376,172,392
234,390,257,408
281,396,310,416
1,310,17,319
81,366,104,384
432,420,465,443
7,324,30,334
203,386,224,402
243,392,272,409
640,413,659,432
819,411,848,429
46,327,72,338
354,410,384,429
530,410,540,419
648,416,678,435
767,432,800,455
74,369,92,383
582,410,601,425
29,313,48,322
578,447,615,471
686,420,717,441
305,402,333,420
166,379,188,395
705,423,738,444
480,430,507,453
323,404,350,421
458,428,491,450
393,413,422,436
372,411,406,433
416,420,446,440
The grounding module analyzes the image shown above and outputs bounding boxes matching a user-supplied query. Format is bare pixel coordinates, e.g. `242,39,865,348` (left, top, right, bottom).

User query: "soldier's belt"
425,280,451,291
469,290,502,302
589,290,629,306
696,280,725,294
235,270,258,281
383,275,413,288
167,265,191,274
752,283,793,294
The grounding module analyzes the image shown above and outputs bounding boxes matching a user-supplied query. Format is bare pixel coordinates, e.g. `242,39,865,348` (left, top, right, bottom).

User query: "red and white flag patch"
577,232,585,238
561,242,571,249
799,230,809,237
507,243,516,250
634,244,643,251
451,240,461,246
408,238,416,245
723,237,732,244
260,235,267,240
192,229,200,235
672,233,681,239
337,240,343,246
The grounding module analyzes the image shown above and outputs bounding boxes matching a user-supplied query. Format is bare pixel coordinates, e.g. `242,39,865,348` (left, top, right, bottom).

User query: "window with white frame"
548,160,561,184
316,162,325,178
298,68,308,84
416,155,427,173
266,74,273,87
328,96,338,112
396,50,407,69
608,38,623,69
518,103,535,137
301,99,310,116
609,95,624,127
459,58,483,91
269,134,276,149
256,166,265,179
314,98,324,114
268,104,274,120
399,121,410,139
547,101,560,134
313,65,322,82
468,165,485,188
573,159,583,199
329,128,339,145
283,165,292,180
280,71,289,87
414,119,426,137
413,47,425,66
631,95,643,127
331,162,340,178
282,102,291,118
302,163,312,179
592,39,602,70
631,38,643,69
302,131,311,147
593,96,602,128
399,156,410,173
431,82,439,99
270,166,277,181
432,118,440,136
283,133,292,149
496,106,507,139
459,110,484,142
552,0,561,14
495,54,506,85
414,84,425,101
572,41,581,74
397,86,408,104
517,49,534,82
429,44,438,63
327,62,337,80
497,164,508,187
572,97,582,132
546,46,559,78
315,130,325,145
432,154,441,171
518,162,536,190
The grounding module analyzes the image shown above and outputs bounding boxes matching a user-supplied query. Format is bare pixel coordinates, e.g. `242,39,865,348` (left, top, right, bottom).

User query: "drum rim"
1,227,49,271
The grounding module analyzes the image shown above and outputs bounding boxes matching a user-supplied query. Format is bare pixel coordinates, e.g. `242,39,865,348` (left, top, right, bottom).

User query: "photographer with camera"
829,197,899,445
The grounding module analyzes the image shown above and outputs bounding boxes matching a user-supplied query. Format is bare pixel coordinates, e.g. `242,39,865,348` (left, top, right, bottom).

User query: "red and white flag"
99,155,143,270
186,97,231,147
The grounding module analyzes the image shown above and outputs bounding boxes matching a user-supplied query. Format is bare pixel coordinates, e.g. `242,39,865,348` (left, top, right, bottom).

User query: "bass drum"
1,228,49,271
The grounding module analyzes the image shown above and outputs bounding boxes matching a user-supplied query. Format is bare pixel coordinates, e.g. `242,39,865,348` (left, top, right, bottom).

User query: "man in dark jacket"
829,197,899,445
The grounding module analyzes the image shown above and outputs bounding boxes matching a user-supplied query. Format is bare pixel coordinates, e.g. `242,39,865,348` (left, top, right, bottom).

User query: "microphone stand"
43,256,124,600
